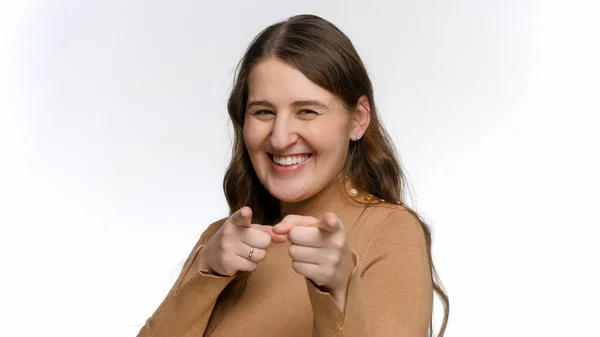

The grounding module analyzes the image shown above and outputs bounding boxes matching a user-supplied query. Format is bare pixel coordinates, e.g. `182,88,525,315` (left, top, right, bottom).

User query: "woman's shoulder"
349,200,425,241
351,202,429,265
355,197,417,220
370,202,424,232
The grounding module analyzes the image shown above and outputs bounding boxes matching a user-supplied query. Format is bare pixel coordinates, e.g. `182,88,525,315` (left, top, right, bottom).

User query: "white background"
1,0,599,336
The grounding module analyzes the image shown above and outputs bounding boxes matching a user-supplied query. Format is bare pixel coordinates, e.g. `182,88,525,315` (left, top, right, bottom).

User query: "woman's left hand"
272,212,355,311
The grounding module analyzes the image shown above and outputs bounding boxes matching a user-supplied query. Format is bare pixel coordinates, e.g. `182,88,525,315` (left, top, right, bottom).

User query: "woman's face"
243,58,354,203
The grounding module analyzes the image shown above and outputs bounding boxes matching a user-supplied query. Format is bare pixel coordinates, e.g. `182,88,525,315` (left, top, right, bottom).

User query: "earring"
356,135,361,140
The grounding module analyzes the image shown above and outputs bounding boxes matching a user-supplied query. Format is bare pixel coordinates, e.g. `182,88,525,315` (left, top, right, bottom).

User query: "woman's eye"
254,110,274,115
299,109,318,115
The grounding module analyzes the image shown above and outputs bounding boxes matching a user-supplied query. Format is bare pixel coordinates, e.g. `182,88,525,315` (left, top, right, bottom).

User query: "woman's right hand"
199,207,283,276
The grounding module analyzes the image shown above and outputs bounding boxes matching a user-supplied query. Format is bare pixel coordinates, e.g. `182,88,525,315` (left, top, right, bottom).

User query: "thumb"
251,224,288,243
272,215,319,235
230,206,252,227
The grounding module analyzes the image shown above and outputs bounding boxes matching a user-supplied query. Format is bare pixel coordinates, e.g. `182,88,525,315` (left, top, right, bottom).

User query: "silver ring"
248,246,254,259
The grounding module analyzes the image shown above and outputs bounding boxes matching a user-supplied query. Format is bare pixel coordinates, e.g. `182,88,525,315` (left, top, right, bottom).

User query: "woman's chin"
268,187,307,203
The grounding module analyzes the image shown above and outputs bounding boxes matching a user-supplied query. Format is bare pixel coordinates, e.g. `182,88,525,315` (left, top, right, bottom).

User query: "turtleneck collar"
279,172,357,219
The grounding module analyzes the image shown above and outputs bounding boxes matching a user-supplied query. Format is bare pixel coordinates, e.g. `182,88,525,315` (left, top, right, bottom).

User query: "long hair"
219,14,449,336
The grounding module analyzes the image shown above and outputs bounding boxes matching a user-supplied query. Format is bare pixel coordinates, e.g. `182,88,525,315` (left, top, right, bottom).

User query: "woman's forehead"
247,58,336,107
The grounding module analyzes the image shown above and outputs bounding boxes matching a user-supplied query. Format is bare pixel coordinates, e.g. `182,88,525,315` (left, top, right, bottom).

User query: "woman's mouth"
269,153,312,166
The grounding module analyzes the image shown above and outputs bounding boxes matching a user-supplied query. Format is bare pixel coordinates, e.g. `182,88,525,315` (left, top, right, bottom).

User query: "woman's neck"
279,172,355,219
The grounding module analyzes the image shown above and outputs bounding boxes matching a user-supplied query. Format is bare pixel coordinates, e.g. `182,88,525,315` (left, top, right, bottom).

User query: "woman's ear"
350,95,371,141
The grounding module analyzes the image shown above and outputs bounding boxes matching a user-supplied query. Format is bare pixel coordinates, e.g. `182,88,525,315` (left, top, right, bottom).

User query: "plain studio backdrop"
1,0,598,336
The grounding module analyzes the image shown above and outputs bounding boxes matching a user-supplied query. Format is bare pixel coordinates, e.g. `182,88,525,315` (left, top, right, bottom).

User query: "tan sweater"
138,177,433,337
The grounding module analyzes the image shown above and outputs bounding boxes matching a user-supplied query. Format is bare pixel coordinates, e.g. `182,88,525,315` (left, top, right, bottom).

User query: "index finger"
250,224,289,243
230,206,252,227
315,212,343,233
272,215,319,235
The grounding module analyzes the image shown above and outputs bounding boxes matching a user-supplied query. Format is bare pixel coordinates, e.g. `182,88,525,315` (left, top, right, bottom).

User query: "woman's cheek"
243,123,261,151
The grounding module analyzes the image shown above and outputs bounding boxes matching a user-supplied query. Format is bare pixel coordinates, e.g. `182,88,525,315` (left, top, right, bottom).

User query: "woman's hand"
272,212,355,311
201,207,286,276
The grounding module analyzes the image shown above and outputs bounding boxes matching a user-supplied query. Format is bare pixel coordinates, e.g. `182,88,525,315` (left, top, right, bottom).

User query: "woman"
139,14,449,337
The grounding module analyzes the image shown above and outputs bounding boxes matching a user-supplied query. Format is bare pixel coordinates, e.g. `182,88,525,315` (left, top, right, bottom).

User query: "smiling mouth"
268,153,312,166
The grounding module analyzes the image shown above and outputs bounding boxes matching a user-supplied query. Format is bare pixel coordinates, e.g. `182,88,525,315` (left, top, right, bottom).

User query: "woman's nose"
269,114,299,152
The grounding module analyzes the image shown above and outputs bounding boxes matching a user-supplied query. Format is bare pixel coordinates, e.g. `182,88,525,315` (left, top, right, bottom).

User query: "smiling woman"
243,58,364,203
138,14,449,337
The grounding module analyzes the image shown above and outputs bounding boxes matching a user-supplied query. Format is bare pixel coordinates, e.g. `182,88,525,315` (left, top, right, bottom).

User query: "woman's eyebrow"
247,100,275,109
290,100,328,109
246,99,328,110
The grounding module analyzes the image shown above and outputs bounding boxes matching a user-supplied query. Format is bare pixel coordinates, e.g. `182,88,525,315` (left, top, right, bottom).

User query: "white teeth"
273,155,309,166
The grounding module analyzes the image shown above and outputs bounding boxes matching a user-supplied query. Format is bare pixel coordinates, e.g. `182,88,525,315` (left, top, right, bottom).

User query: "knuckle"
287,229,296,241
253,250,263,262
292,261,302,273
248,231,269,248
327,251,340,265
259,232,271,246
216,238,226,251
259,250,267,261
220,238,233,252
223,225,235,236
331,237,345,250
288,245,296,257
288,227,302,241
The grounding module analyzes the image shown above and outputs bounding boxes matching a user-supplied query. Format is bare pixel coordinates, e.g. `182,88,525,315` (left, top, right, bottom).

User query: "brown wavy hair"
216,14,448,336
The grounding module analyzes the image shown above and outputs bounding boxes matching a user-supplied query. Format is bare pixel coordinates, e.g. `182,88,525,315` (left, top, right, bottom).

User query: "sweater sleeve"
306,209,434,337
137,219,235,337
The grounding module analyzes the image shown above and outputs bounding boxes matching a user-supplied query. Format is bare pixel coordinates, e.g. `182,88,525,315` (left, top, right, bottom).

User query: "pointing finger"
231,206,252,227
316,212,343,233
249,224,288,244
272,215,319,235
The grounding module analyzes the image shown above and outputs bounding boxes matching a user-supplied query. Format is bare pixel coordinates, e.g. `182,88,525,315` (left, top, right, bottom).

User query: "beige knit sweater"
138,177,433,336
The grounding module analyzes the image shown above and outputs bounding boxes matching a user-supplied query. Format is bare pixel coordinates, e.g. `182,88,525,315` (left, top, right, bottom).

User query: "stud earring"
356,135,361,140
